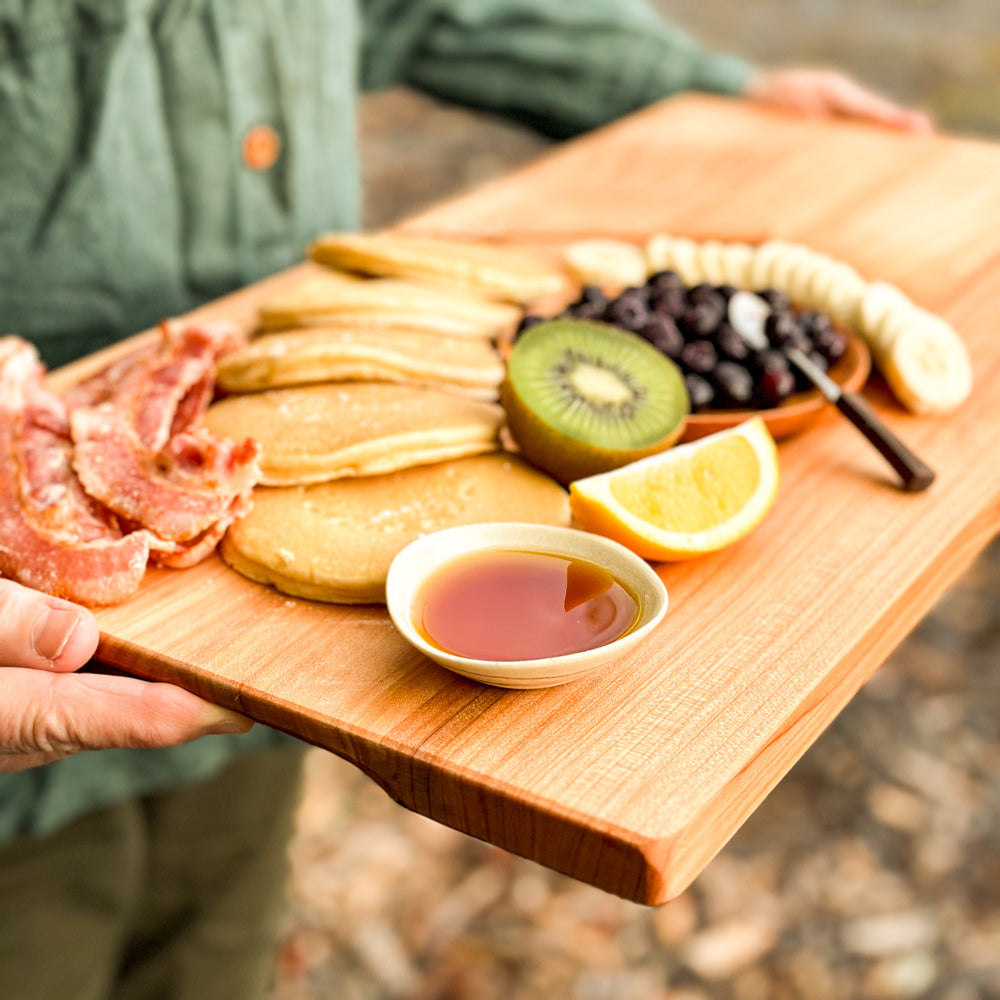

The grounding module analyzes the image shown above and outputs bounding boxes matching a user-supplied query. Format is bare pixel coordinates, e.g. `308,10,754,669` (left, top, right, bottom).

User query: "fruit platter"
515,266,871,444
505,229,970,440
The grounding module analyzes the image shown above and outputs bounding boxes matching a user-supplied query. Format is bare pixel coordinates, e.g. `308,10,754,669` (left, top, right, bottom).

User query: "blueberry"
650,284,687,318
684,372,716,411
811,324,848,364
687,284,727,315
756,288,791,312
646,270,685,295
578,284,608,306
752,348,791,375
711,362,755,408
604,291,650,333
679,339,718,375
639,315,684,357
764,311,796,343
765,312,810,352
713,321,750,362
515,314,546,338
687,283,716,304
680,301,725,339
568,299,607,321
756,368,797,408
623,284,652,304
799,310,834,338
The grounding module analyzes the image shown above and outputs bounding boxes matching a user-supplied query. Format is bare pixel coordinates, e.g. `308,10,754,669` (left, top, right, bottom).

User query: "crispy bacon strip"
153,492,253,569
67,321,257,543
69,320,259,547
65,321,245,449
21,390,117,544
70,406,260,543
0,337,155,606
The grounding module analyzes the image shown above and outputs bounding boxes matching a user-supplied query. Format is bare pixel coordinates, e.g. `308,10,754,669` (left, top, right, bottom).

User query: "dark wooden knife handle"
836,393,935,492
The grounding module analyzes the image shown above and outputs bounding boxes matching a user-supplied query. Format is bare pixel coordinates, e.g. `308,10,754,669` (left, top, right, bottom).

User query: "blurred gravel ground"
271,3,1000,997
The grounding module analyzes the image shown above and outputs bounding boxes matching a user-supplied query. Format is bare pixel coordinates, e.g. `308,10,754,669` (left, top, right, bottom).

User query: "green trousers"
0,743,306,1000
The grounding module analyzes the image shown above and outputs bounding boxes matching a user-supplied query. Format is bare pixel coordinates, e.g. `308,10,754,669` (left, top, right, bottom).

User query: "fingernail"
32,608,83,661
202,707,254,736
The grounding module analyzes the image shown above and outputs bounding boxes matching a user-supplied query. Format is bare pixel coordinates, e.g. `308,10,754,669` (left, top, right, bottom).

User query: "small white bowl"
386,522,668,689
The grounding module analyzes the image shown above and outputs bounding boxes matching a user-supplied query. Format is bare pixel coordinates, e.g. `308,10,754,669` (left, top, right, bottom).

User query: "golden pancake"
220,453,571,603
216,326,504,399
258,271,520,338
204,382,504,486
309,232,568,304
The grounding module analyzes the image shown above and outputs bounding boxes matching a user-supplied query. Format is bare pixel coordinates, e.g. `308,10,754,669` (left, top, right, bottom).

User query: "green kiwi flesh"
501,319,689,485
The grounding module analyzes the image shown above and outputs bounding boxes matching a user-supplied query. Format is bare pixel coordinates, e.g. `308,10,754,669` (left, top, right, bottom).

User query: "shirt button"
242,124,282,171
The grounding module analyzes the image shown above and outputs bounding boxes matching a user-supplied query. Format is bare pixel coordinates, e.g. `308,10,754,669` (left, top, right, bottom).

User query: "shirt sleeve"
358,0,754,137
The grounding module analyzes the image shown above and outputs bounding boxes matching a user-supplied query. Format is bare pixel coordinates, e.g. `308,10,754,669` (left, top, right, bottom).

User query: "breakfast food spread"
0,323,259,605
219,453,571,604
309,232,568,304
204,382,504,486
10,228,964,613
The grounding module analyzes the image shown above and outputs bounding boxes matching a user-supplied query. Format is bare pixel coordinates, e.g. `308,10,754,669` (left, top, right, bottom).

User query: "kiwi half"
501,319,689,485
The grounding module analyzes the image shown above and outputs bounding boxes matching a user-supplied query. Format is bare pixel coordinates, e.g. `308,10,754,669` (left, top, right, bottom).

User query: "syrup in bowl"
385,523,669,689
416,549,639,662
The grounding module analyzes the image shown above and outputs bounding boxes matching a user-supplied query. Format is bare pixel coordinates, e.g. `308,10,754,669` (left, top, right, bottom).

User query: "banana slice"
811,262,867,330
859,282,915,351
644,234,704,285
717,242,758,290
665,237,704,286
856,281,973,414
693,240,729,286
645,233,676,274
748,240,788,292
564,238,648,289
762,240,801,294
881,313,972,415
869,306,916,358
783,246,829,309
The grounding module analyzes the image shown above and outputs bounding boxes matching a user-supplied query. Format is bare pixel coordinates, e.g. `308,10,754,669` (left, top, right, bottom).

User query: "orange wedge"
568,418,779,560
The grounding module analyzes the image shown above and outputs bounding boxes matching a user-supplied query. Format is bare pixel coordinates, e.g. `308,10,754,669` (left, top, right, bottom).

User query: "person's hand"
744,68,933,133
0,578,253,774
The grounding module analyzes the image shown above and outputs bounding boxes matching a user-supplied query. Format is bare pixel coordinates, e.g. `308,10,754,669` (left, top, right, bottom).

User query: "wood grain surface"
54,95,1000,905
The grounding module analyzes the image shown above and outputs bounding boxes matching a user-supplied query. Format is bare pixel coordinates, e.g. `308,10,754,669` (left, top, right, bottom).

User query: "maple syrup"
415,549,640,662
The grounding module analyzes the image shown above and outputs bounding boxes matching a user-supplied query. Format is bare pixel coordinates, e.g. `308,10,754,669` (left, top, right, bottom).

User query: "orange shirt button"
242,124,281,171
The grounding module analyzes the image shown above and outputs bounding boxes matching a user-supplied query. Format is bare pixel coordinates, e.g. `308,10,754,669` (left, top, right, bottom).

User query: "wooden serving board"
54,95,1000,905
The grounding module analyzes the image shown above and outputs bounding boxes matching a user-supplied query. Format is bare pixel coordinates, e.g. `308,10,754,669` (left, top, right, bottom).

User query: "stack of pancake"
205,233,572,603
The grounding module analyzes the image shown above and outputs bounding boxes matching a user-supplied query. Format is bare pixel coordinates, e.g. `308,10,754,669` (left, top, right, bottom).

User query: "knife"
727,292,935,492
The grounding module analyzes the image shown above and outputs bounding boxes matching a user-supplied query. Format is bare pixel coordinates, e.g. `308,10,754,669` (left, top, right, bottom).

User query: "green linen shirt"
0,0,752,844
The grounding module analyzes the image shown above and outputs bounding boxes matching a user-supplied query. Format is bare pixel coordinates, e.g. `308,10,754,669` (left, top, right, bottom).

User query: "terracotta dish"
680,329,871,442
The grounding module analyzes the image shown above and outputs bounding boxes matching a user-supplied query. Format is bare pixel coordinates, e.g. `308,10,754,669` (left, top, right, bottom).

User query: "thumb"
0,668,253,773
0,579,99,671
